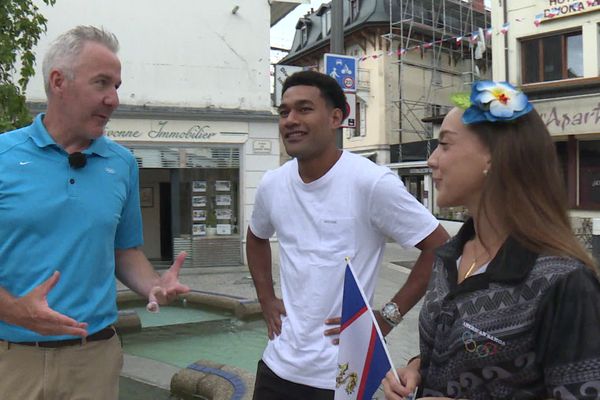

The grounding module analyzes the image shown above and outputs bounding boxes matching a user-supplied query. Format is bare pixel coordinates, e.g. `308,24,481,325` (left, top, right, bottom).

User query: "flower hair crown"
450,81,533,125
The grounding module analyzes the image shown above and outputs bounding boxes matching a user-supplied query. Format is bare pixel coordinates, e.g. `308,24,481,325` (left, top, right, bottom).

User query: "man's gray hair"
42,25,119,95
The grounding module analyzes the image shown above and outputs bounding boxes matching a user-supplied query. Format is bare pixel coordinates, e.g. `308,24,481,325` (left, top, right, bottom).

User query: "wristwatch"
381,302,403,327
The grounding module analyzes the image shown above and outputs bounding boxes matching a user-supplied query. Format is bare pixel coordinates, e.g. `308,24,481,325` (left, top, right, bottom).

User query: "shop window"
554,141,569,192
579,140,600,210
521,31,583,84
435,206,468,222
186,169,240,237
132,146,243,267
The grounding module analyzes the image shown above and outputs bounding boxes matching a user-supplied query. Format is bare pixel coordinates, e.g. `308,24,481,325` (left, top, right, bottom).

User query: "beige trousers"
0,333,122,400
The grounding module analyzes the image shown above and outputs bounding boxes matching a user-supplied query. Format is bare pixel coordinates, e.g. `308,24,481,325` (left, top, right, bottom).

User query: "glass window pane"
522,40,539,83
579,140,600,209
554,141,568,192
542,35,563,81
322,11,331,36
567,33,583,78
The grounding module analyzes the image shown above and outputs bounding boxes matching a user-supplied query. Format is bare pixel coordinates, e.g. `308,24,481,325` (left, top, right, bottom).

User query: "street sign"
341,92,356,128
274,65,303,105
324,53,357,92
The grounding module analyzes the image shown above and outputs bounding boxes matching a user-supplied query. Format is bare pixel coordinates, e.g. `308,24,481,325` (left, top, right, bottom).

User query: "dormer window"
296,18,312,46
322,10,331,36
301,24,308,45
351,0,360,20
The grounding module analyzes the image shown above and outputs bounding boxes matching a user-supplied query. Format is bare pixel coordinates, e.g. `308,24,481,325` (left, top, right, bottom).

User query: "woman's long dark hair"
471,109,597,271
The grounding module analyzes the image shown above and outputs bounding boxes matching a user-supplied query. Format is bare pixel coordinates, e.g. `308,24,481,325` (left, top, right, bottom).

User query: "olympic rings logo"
462,330,498,358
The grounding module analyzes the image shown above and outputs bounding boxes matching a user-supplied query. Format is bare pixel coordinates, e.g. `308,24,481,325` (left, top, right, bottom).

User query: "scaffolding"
382,0,491,158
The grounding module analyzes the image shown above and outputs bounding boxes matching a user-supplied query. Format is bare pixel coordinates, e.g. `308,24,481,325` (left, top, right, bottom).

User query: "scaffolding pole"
384,0,491,161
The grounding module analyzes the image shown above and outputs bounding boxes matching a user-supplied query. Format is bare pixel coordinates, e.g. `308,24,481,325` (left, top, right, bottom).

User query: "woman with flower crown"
382,81,600,399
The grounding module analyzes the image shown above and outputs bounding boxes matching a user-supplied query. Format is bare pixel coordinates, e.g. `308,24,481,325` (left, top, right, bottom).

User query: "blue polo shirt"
0,114,143,342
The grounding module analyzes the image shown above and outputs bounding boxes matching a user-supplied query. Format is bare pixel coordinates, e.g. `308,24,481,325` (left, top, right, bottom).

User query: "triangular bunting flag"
335,263,397,400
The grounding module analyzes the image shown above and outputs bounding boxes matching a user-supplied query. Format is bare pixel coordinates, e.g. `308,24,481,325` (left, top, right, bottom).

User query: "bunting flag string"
355,3,599,62
271,1,599,73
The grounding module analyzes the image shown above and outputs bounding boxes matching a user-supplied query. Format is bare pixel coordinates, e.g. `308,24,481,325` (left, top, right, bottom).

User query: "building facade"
491,0,600,241
27,0,303,266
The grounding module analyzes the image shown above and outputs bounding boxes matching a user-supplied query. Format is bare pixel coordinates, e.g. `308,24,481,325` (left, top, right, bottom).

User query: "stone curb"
117,289,261,399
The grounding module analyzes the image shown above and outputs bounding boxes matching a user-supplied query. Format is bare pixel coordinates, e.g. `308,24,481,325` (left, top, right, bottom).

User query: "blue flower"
462,81,533,125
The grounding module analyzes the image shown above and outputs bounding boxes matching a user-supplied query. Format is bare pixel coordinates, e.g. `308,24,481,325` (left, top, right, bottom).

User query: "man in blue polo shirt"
0,26,189,399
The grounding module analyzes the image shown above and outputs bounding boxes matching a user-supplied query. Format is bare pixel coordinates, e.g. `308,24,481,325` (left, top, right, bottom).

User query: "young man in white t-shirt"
247,71,449,399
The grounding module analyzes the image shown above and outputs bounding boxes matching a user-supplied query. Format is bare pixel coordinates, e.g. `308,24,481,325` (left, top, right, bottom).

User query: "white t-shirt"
249,151,439,390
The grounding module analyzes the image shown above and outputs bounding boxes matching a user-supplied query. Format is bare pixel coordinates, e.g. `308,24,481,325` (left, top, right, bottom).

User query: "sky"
270,0,327,64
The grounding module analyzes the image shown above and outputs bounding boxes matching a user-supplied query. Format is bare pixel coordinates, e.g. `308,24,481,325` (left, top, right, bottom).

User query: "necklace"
463,240,489,280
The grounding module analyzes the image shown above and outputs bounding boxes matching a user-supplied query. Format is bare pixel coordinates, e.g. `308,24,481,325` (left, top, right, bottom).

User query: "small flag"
470,31,479,43
500,22,510,34
534,14,543,27
485,27,493,37
335,263,397,400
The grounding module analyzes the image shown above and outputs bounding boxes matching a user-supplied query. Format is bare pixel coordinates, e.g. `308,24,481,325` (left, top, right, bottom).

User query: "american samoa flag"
335,263,397,400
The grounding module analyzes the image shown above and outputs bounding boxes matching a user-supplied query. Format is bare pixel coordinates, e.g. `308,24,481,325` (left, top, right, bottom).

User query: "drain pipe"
593,218,600,264
502,0,509,81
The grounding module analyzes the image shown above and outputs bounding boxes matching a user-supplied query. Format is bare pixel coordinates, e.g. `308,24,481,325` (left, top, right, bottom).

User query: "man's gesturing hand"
10,271,88,337
147,251,191,312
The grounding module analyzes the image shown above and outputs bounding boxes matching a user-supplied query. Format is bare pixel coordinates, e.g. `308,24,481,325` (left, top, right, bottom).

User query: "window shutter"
128,146,240,169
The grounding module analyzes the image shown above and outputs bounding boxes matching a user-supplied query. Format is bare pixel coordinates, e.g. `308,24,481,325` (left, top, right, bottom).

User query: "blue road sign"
324,53,357,92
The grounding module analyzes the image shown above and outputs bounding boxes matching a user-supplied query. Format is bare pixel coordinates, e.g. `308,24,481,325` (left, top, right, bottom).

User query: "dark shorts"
252,359,334,400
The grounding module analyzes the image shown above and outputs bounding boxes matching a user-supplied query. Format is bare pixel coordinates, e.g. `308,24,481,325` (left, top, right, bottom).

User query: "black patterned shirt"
418,219,600,399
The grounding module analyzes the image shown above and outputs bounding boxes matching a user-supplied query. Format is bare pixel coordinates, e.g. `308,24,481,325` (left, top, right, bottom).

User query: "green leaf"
450,92,471,110
0,0,55,133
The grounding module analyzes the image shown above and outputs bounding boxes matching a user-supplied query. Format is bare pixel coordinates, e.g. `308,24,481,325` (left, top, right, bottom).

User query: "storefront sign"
538,0,599,22
532,95,600,136
252,140,272,154
105,119,249,143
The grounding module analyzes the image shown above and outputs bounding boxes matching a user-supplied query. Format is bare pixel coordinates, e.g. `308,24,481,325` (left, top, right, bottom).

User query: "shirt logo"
19,161,31,165
462,322,505,358
105,167,116,174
